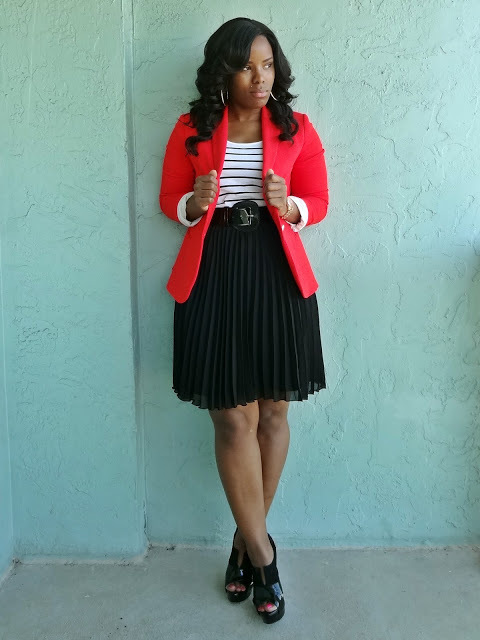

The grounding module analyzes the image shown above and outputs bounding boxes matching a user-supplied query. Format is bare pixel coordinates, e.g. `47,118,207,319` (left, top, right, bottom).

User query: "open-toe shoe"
224,528,253,603
252,534,285,624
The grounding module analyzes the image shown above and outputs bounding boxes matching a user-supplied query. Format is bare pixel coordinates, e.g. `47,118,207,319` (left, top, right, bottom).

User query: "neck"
228,104,263,122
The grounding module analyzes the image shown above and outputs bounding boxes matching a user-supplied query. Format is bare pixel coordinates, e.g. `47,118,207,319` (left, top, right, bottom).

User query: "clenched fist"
263,168,288,216
263,168,300,223
194,169,218,211
186,169,218,221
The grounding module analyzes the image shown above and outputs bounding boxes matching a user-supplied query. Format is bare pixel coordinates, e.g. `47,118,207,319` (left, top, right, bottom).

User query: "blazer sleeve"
290,113,329,226
159,117,196,223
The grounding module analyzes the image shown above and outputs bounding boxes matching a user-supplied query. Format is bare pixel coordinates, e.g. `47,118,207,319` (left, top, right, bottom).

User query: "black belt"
211,200,263,230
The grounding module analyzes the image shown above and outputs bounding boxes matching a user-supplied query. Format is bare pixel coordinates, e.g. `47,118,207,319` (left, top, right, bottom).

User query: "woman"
160,17,329,624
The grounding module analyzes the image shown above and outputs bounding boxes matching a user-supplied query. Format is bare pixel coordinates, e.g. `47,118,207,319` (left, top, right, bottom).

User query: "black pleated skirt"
173,206,326,410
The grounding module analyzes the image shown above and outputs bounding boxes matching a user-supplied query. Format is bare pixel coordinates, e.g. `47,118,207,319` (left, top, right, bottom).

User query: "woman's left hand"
263,168,288,216
264,169,301,223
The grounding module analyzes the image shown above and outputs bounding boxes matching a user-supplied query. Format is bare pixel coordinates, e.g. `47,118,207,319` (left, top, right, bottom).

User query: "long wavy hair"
185,18,298,156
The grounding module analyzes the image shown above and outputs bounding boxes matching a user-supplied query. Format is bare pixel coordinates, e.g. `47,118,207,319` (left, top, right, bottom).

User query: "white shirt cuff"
287,196,308,232
177,192,201,227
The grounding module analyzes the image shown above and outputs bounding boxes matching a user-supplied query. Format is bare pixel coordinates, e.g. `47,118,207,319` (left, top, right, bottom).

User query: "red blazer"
159,106,329,303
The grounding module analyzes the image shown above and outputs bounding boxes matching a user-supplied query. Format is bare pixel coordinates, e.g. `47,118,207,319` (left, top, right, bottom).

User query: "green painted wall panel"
0,261,13,576
1,0,145,559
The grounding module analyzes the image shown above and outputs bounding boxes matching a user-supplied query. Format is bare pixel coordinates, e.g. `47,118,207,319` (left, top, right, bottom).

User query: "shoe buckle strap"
253,581,283,606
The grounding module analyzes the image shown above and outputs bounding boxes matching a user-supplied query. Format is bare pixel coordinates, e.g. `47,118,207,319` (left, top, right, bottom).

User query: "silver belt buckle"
231,200,260,231
236,206,253,226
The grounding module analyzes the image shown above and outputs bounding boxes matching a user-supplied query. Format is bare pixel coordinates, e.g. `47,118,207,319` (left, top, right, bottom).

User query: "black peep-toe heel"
252,534,285,624
224,528,253,603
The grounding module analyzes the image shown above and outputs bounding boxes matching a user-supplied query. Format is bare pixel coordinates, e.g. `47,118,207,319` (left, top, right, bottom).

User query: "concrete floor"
1,545,479,640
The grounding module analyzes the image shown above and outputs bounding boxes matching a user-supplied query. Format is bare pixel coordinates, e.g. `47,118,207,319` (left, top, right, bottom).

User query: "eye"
265,62,273,68
242,65,251,71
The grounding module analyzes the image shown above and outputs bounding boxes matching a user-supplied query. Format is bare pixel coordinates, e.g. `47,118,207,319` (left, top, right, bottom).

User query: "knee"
258,401,289,438
210,407,258,447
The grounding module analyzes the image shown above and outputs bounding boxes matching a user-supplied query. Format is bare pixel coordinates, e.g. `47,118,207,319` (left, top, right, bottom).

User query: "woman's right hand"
186,170,218,220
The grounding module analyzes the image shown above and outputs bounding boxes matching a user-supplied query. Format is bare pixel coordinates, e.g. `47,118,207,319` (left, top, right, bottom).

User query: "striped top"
216,140,267,207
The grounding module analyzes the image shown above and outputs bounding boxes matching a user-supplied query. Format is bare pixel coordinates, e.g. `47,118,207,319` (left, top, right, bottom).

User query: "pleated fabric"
173,207,326,410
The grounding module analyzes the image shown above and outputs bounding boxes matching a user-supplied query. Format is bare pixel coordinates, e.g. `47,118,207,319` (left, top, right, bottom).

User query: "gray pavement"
1,545,479,639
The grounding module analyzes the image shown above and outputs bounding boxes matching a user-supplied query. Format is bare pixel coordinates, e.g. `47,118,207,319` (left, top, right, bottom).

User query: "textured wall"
138,1,480,546
0,258,13,577
1,0,145,559
1,0,479,567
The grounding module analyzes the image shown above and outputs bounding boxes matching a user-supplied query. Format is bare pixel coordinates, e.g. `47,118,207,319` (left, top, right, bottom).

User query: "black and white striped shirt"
217,141,267,207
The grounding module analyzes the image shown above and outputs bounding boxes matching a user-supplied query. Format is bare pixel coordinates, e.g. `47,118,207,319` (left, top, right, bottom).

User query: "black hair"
185,17,298,155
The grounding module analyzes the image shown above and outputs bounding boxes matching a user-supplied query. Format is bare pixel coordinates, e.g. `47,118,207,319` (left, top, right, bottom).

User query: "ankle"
233,529,247,554
246,536,274,568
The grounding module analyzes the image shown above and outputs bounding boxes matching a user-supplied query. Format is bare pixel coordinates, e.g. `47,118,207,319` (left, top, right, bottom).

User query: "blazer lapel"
261,106,280,178
212,106,229,174
201,108,229,228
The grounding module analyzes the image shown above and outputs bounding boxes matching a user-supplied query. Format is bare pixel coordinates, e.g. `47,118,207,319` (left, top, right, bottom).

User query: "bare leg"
233,398,290,539
234,398,290,612
210,402,274,597
257,398,290,514
211,399,290,613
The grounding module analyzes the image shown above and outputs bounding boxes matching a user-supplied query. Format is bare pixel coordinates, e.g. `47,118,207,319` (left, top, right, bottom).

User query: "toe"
257,601,277,613
227,581,246,593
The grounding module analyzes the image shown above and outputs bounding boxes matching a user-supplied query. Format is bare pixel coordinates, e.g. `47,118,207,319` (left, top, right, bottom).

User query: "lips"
251,89,269,98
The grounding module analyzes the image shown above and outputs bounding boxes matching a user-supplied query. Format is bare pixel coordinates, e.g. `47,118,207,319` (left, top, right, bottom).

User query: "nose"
251,67,265,84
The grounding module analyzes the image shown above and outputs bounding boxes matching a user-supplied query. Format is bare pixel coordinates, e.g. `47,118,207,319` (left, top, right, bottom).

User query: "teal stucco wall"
137,1,480,546
0,267,13,578
1,0,145,566
1,0,479,575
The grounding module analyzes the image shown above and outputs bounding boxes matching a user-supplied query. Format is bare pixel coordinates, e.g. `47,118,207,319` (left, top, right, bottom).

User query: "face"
228,35,275,109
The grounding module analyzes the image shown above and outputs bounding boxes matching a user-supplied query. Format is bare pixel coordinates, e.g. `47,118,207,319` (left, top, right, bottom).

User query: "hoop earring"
270,91,278,101
220,89,228,106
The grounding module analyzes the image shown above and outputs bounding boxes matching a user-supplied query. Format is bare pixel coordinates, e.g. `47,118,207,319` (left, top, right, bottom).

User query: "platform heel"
252,534,285,624
224,528,253,603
